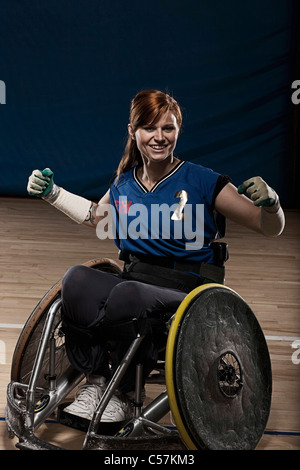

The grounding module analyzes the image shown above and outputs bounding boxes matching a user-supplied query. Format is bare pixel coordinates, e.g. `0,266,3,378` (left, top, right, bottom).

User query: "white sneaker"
101,393,133,423
64,376,133,422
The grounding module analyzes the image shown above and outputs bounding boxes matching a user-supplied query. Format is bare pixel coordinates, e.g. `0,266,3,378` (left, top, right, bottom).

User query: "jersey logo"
115,199,133,214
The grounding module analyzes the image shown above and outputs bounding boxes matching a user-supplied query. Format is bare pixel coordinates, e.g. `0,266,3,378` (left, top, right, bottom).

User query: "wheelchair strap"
122,253,225,293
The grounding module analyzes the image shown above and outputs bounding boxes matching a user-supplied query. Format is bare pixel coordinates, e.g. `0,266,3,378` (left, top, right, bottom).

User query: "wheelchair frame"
6,258,272,450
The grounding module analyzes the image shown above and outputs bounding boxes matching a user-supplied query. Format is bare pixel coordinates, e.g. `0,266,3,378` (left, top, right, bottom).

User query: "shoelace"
74,384,133,418
74,384,103,405
106,394,130,411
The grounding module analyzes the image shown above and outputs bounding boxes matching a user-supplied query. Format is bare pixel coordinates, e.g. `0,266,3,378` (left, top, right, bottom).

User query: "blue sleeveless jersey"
109,161,226,264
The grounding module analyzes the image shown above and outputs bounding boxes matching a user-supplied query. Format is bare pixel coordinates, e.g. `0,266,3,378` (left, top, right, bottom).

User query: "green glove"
237,177,275,207
27,168,54,197
41,168,54,197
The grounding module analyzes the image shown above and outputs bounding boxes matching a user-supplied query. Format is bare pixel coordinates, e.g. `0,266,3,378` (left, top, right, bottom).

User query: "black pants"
61,265,186,393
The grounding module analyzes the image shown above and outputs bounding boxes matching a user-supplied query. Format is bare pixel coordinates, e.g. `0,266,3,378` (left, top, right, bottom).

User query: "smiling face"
129,111,180,165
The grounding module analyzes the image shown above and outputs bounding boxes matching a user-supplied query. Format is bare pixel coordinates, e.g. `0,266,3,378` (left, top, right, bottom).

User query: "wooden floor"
0,197,299,450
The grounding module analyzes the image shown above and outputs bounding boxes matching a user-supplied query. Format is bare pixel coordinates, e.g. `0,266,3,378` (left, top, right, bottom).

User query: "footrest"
57,403,128,436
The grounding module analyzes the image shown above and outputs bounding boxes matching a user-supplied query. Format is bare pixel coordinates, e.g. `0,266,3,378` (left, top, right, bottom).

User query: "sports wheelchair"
6,254,272,450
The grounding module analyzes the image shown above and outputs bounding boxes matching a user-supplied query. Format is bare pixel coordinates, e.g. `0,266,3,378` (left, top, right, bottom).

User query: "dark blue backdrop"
0,0,298,206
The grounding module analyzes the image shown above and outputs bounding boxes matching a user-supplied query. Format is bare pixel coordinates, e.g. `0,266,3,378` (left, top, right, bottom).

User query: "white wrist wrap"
46,187,92,224
260,195,285,237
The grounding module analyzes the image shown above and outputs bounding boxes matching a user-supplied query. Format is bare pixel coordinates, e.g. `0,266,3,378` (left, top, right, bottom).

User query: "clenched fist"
238,176,276,207
27,168,54,197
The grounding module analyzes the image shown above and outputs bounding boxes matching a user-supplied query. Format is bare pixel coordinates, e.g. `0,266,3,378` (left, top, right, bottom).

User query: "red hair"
116,90,182,179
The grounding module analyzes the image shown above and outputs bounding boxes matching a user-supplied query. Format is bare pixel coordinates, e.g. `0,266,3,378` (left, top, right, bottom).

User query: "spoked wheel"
165,283,272,450
10,258,122,389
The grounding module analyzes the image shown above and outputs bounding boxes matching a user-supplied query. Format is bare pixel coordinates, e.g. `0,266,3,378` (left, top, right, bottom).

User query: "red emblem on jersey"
115,200,133,214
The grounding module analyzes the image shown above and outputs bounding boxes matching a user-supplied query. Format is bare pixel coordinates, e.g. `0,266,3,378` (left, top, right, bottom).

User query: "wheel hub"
217,351,243,398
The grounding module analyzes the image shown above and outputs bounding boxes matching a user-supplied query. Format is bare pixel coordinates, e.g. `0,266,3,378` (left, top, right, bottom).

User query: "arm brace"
43,184,92,224
260,195,285,237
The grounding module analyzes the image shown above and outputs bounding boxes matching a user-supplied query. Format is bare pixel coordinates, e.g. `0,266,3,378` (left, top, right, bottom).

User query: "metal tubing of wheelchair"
48,335,57,392
141,390,170,423
134,363,143,418
87,335,145,436
126,416,175,438
120,392,172,438
26,298,62,424
33,366,84,429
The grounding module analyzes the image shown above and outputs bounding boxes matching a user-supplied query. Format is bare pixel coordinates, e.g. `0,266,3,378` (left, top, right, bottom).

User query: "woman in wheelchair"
27,89,285,426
